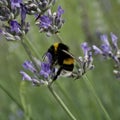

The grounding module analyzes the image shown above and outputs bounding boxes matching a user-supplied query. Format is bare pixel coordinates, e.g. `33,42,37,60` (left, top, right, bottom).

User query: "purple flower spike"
88,52,93,63
20,4,27,24
110,32,118,49
22,60,36,73
10,20,21,33
46,52,52,63
81,42,91,56
40,15,52,29
57,6,64,18
100,34,110,46
100,34,111,55
11,0,22,9
20,71,32,81
40,62,51,79
93,45,103,55
101,44,111,55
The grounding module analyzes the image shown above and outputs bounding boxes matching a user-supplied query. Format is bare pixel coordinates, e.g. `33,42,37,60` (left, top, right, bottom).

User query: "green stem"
21,39,40,72
24,36,41,60
48,85,77,120
83,75,112,120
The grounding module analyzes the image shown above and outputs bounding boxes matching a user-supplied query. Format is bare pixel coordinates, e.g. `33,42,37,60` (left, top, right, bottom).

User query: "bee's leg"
53,67,63,81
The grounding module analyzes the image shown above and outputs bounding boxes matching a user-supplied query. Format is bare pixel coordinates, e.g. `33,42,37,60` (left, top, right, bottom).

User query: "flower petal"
20,71,32,81
93,45,103,55
110,32,118,49
81,42,91,56
40,62,51,78
22,60,36,73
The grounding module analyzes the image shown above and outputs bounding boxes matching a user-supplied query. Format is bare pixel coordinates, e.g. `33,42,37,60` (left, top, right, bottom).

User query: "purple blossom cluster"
20,53,54,85
0,0,29,40
93,33,118,57
71,42,94,79
0,0,64,40
93,33,120,78
36,5,64,36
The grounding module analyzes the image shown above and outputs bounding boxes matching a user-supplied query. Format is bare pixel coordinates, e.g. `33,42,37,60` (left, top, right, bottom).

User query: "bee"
46,42,74,81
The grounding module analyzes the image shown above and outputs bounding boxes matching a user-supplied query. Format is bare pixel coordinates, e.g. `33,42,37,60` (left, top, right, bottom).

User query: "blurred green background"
1,0,120,120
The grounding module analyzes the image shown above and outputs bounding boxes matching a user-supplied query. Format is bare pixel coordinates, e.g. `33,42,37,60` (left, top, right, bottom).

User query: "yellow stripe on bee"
53,43,59,52
63,58,74,65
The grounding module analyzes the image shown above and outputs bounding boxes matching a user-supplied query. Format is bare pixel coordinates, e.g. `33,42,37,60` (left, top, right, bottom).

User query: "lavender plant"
93,33,120,79
0,0,114,120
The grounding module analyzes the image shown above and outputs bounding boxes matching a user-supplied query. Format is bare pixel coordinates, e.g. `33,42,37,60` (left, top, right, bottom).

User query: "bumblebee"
46,42,74,80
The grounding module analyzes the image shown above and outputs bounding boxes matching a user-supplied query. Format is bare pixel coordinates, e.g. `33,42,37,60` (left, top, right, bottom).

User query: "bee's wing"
62,49,80,63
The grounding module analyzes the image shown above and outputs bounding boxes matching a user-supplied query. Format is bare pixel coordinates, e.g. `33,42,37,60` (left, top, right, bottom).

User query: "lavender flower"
0,1,13,21
20,54,53,86
22,60,37,73
54,6,64,30
81,42,91,57
110,32,118,50
45,52,52,63
100,44,111,56
39,15,52,30
20,59,47,85
100,34,110,46
20,71,32,81
38,0,50,10
10,20,21,34
22,0,55,15
11,0,22,9
71,42,94,79
81,42,94,73
93,33,118,58
40,52,53,79
100,34,112,56
93,45,103,55
0,0,63,40
20,3,27,25
36,6,64,36
93,33,120,79
57,6,64,18
0,0,30,40
20,71,41,85
0,19,29,40
40,62,51,79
